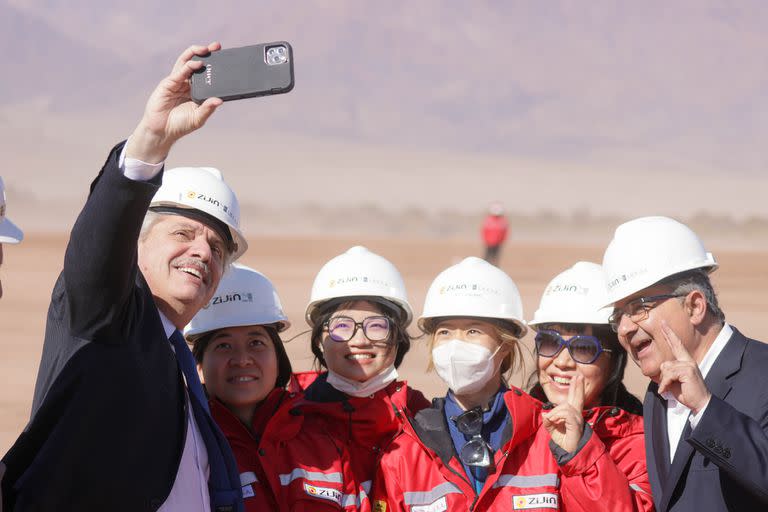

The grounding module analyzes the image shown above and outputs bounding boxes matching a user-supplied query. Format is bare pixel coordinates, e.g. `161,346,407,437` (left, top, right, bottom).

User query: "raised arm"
64,43,224,340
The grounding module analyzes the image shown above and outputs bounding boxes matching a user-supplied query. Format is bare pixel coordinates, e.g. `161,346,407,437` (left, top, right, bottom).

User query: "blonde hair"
422,317,525,383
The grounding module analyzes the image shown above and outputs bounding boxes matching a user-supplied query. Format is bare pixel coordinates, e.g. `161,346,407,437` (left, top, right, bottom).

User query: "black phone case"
190,42,294,103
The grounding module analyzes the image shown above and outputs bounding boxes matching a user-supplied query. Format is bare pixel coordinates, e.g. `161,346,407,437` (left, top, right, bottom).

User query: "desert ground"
1,231,766,454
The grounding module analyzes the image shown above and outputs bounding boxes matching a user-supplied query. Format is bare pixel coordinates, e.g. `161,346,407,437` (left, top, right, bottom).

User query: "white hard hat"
184,263,290,341
419,256,527,337
305,246,413,327
0,177,23,244
602,216,718,305
529,261,612,327
150,167,247,261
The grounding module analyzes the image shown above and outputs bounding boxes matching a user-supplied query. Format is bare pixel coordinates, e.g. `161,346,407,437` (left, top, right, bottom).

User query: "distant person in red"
481,202,508,266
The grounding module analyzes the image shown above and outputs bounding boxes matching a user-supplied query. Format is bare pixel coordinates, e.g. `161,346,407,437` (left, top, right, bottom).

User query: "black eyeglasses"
608,293,686,332
535,330,612,365
324,315,391,342
451,406,493,468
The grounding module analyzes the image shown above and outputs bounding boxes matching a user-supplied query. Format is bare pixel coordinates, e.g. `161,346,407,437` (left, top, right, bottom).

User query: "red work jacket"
370,388,654,512
210,389,296,511
212,386,366,511
481,215,508,246
269,373,429,510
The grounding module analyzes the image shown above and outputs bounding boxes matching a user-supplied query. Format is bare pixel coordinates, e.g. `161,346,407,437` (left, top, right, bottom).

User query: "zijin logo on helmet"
186,191,196,199
441,283,501,295
544,283,588,296
330,275,392,288
191,193,236,221
607,268,648,291
203,292,254,309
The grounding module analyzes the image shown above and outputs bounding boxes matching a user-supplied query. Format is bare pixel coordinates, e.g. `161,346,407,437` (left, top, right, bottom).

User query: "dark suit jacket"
1,143,188,511
644,327,768,511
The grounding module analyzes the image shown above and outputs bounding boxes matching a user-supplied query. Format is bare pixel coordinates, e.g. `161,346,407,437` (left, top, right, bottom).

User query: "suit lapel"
703,328,746,402
661,422,695,511
658,327,746,511
644,383,670,509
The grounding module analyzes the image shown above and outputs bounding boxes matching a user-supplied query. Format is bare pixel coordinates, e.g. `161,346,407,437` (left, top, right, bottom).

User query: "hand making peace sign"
657,320,712,414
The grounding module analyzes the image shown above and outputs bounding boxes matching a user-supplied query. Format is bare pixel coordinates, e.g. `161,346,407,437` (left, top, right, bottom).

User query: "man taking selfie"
2,42,245,512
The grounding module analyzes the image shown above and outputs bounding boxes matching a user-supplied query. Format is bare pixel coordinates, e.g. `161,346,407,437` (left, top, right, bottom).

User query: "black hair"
192,324,292,389
526,323,643,416
310,298,412,370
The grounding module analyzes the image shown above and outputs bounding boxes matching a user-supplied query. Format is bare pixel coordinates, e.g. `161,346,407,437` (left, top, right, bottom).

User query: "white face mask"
326,365,399,398
432,339,500,395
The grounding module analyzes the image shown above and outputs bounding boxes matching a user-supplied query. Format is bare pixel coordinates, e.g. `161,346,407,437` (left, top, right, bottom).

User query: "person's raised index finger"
568,373,585,411
661,320,694,362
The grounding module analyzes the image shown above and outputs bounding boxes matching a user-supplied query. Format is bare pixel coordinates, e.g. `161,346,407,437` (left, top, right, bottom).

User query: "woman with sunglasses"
527,261,653,511
184,264,296,511
273,246,429,510
371,257,650,511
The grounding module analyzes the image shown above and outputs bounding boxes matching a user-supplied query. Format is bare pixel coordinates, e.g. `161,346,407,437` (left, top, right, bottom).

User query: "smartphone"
190,42,294,103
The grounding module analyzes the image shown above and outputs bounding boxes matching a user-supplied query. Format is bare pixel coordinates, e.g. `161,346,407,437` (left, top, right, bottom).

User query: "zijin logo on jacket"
303,483,342,505
513,493,558,510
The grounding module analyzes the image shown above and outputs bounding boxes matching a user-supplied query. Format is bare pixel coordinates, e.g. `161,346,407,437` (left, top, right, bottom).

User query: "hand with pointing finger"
658,320,711,414
543,373,586,453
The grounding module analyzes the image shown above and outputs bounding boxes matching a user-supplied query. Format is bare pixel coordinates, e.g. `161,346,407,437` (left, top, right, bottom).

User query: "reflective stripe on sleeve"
279,468,343,486
240,471,258,486
341,480,372,509
630,483,651,495
403,482,462,506
493,474,560,489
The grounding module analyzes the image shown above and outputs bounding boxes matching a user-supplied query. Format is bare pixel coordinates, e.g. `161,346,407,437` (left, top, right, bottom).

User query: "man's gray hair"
139,210,235,272
661,269,725,324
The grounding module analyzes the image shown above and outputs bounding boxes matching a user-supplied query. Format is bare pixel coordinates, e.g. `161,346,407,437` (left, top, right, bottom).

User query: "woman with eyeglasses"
371,257,652,511
272,246,429,510
183,264,296,511
527,261,653,511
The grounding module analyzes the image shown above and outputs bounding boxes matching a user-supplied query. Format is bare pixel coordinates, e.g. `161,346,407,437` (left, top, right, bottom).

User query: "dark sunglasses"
451,406,493,468
534,329,612,365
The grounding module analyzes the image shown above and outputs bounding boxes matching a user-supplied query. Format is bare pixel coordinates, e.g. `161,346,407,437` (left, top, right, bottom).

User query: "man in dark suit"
602,216,768,510
2,43,246,511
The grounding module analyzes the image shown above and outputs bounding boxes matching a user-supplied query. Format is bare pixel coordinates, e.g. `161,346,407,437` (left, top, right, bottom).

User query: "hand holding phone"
190,42,295,103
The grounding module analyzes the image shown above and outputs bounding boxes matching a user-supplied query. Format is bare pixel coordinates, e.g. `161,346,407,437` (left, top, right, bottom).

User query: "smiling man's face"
138,214,226,326
614,284,691,382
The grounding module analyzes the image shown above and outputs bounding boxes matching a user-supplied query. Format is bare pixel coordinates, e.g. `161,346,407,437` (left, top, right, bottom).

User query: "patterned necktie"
168,330,242,511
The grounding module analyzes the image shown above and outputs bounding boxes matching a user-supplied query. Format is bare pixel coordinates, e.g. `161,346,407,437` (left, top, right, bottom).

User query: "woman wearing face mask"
184,264,295,511
371,257,651,511
527,261,652,511
270,246,429,511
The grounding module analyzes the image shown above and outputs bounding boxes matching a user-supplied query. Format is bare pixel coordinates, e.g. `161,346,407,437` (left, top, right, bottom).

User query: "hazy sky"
3,0,768,223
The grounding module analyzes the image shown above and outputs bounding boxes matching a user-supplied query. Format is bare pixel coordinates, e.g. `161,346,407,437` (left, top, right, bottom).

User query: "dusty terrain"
1,232,767,453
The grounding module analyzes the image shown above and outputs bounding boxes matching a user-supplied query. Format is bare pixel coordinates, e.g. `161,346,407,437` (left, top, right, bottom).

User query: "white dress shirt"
120,146,211,511
664,323,733,462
